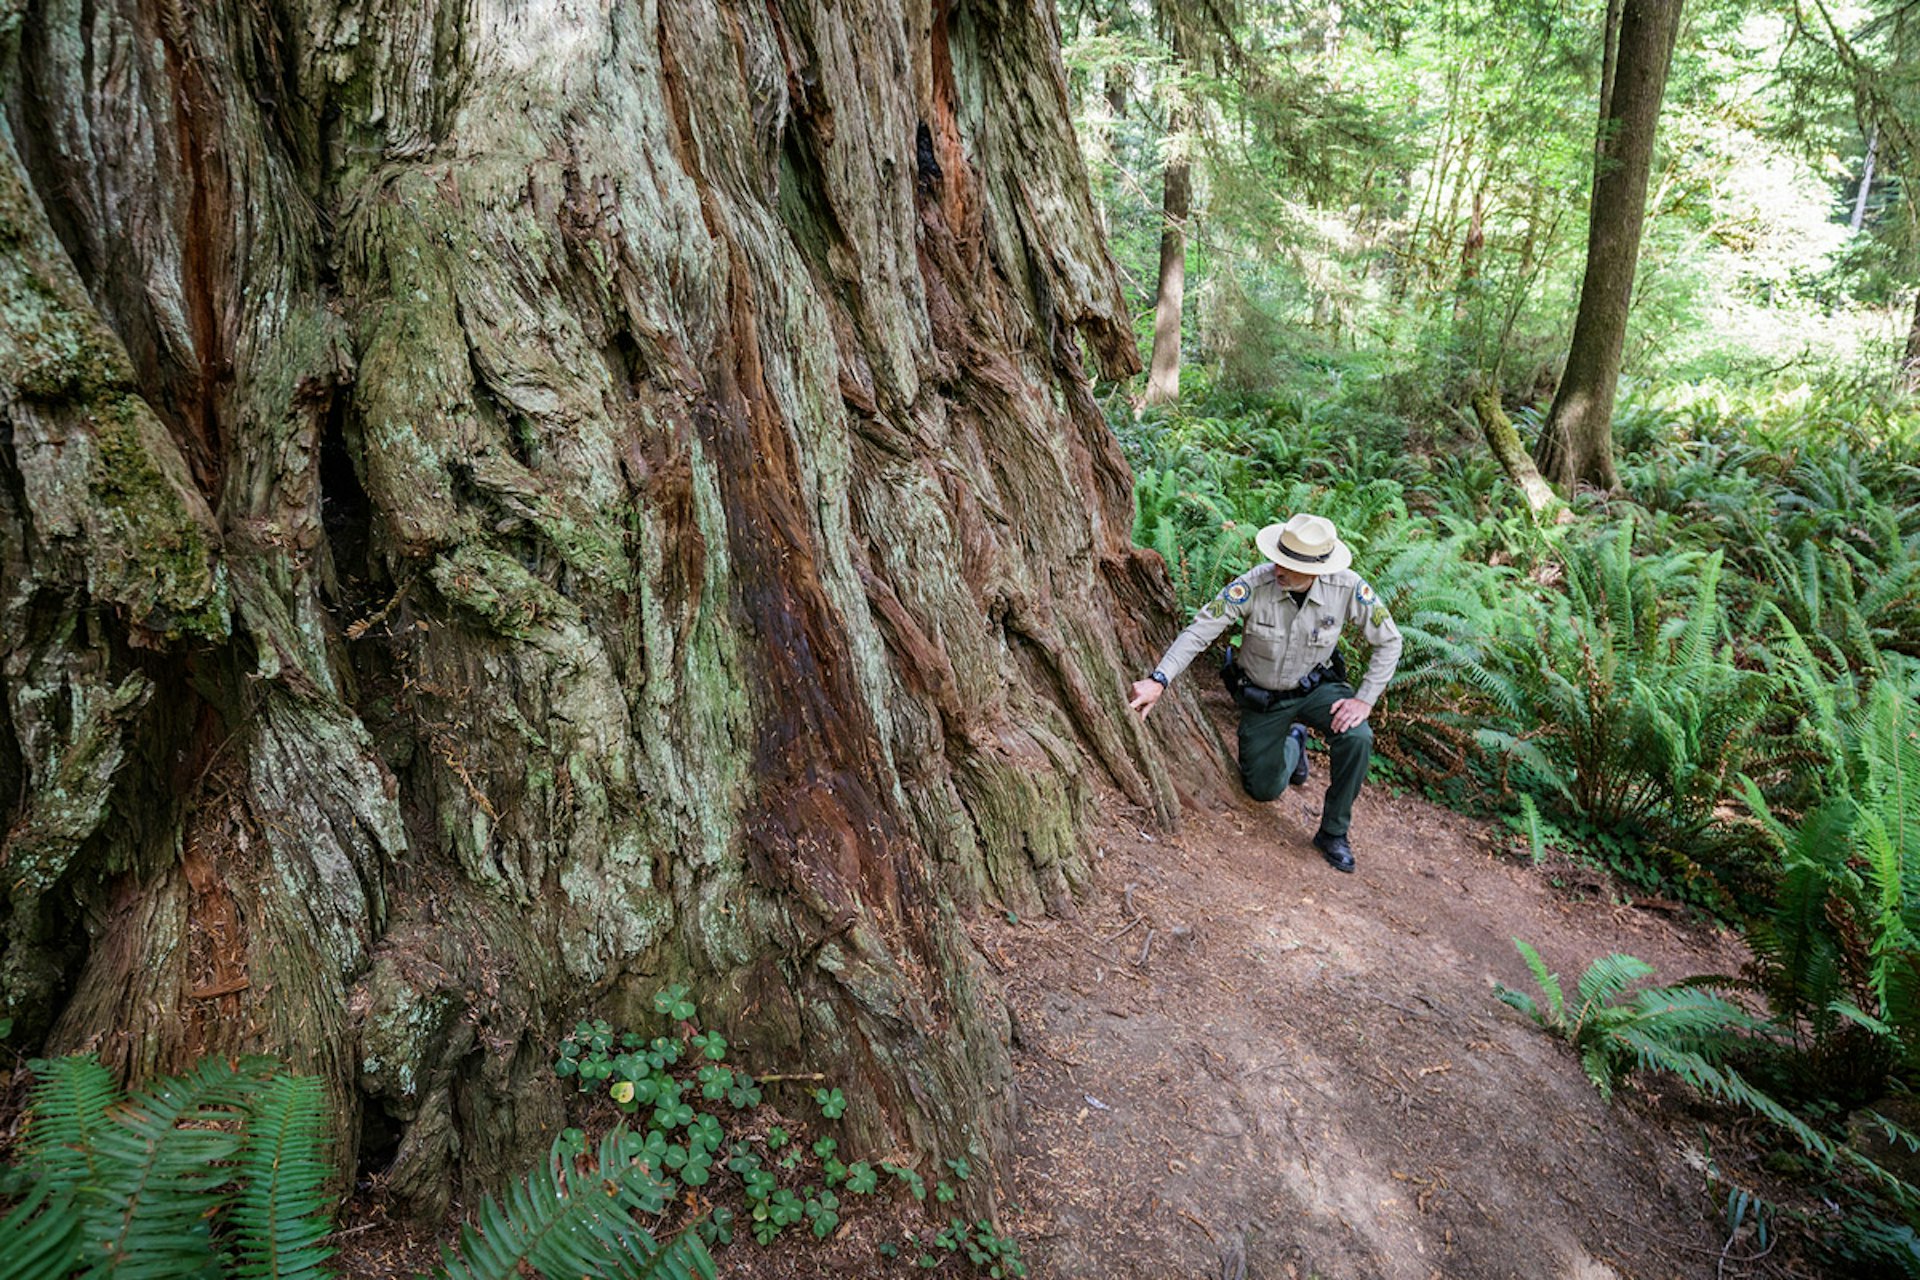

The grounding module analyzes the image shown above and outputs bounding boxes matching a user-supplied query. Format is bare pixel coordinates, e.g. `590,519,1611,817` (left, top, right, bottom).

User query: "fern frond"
1578,1043,1621,1100
1616,1033,1918,1206
230,1072,337,1280
1512,939,1563,1022
85,1055,265,1280
1831,1000,1896,1039
1574,954,1655,1018
1617,986,1763,1061
1493,985,1542,1025
432,1126,715,1280
0,1181,84,1280
1517,793,1546,865
22,1055,118,1199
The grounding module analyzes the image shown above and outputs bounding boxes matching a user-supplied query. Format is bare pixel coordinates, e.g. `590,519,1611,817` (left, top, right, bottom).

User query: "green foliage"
228,1074,336,1280
1130,462,1258,613
1741,673,1920,1088
845,1162,878,1195
6,1054,336,1280
884,1161,928,1202
891,1217,1029,1280
554,1018,619,1088
547,993,1011,1273
653,984,698,1023
1512,793,1548,865
1497,939,1920,1266
2,1048,731,1280
430,1127,713,1280
1480,524,1777,861
0,1183,83,1280
1495,940,1767,1100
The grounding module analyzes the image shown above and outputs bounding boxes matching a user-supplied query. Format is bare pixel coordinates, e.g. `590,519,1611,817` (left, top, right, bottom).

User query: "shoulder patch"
1356,581,1379,607
1224,580,1252,605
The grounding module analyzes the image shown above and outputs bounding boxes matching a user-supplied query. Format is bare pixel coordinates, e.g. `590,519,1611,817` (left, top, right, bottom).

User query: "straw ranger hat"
1255,513,1352,575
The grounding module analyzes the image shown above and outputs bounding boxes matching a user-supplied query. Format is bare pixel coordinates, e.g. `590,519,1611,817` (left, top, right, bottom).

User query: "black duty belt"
1219,645,1344,712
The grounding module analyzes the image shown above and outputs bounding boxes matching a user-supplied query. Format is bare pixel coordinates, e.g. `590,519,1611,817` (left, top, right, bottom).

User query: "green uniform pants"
1236,680,1373,838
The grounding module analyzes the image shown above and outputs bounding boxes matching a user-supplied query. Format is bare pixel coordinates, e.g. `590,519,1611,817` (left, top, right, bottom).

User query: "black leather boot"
1312,830,1354,873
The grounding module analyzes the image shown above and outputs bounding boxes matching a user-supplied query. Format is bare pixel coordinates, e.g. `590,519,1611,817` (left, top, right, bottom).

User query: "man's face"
1275,566,1317,592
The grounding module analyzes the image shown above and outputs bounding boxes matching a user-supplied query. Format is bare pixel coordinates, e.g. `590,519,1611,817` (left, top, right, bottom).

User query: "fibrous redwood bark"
0,0,1189,1215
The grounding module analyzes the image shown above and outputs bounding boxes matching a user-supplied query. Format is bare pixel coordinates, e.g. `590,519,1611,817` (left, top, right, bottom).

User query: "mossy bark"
0,0,1193,1217
1533,0,1683,493
1468,381,1559,517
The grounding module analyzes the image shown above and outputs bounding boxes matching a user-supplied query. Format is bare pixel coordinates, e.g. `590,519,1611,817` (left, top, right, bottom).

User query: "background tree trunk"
1906,288,1920,392
1145,121,1192,405
1851,124,1878,232
1534,0,1683,492
0,0,1204,1217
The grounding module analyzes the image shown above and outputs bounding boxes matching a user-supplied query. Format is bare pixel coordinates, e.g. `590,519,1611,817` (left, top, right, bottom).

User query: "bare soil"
979,773,1758,1280
317,723,1785,1278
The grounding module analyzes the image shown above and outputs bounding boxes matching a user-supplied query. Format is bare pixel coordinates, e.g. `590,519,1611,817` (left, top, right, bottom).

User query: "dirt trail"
324,720,1757,1280
983,758,1750,1279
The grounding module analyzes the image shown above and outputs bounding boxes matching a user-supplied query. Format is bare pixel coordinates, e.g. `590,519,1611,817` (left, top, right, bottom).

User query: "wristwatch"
1148,669,1169,686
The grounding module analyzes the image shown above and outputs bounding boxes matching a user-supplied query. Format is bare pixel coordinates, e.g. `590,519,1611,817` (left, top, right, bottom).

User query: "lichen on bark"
0,0,1205,1218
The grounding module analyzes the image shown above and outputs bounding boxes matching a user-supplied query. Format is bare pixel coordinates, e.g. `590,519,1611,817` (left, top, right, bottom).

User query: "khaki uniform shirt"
1154,565,1403,706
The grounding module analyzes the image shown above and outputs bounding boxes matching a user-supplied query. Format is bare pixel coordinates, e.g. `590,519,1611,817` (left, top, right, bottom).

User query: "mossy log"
0,0,1207,1217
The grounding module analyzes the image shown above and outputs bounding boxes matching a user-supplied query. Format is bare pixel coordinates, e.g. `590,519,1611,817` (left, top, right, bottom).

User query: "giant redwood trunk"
0,0,1196,1216
1534,0,1683,492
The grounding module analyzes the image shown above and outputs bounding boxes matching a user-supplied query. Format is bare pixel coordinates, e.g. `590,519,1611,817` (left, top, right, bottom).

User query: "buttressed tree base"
0,0,1206,1215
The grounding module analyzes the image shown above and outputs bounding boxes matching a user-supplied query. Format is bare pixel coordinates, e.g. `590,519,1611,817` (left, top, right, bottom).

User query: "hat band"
1281,540,1335,563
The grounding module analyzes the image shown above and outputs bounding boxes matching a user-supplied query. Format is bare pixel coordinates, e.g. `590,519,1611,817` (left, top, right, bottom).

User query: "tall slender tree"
1852,124,1879,232
1534,0,1686,491
1145,110,1194,404
1906,290,1920,391
1796,0,1920,389
1145,12,1203,406
0,0,1206,1214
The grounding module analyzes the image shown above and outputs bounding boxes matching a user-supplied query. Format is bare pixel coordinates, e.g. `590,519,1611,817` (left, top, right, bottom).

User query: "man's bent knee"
1241,774,1287,803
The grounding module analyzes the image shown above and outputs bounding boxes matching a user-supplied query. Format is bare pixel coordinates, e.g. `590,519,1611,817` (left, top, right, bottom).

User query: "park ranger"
1128,513,1402,873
